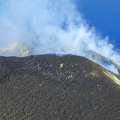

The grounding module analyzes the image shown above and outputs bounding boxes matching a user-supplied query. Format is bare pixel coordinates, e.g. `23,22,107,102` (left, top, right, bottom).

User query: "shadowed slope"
0,55,120,120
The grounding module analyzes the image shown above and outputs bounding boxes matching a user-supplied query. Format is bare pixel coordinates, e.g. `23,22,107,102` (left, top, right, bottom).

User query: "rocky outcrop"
0,54,120,120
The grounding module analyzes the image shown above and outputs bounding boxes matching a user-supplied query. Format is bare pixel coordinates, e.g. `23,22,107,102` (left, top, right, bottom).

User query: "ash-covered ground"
0,54,120,120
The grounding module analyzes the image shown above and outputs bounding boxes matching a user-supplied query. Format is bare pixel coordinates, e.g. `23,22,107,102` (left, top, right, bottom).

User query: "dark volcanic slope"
0,55,120,120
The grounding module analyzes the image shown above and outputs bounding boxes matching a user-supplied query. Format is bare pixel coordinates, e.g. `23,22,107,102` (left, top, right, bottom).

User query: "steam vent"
0,54,120,120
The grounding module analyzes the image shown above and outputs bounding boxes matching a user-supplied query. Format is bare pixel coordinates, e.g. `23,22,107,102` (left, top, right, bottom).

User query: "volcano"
0,54,120,120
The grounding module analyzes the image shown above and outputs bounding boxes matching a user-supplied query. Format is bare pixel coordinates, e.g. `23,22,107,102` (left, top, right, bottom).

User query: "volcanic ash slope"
0,55,120,120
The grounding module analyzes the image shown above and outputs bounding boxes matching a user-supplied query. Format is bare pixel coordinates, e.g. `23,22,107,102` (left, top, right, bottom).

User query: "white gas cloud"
0,0,120,74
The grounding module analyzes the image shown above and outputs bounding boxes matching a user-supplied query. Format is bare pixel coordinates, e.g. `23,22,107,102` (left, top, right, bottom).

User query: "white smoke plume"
0,0,120,74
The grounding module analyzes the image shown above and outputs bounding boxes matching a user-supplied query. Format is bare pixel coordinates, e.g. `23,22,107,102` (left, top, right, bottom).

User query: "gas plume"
0,0,120,74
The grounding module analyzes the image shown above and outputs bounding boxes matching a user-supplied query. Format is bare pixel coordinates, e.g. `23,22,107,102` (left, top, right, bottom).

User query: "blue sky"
76,0,120,50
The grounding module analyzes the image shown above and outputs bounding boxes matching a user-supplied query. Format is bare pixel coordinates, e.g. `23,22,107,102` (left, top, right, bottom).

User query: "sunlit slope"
0,55,120,120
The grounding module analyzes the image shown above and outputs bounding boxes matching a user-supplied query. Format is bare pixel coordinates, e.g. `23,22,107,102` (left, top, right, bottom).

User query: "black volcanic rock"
0,54,120,120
